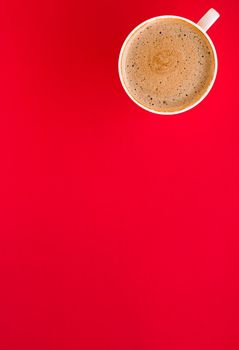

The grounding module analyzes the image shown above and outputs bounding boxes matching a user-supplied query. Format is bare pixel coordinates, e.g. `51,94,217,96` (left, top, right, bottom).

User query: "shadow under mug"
118,8,220,115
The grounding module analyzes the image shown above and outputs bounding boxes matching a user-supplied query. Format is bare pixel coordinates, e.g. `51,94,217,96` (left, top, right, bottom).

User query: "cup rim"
118,15,218,115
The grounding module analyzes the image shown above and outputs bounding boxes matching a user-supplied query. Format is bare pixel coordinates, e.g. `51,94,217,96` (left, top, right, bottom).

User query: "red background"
1,0,239,349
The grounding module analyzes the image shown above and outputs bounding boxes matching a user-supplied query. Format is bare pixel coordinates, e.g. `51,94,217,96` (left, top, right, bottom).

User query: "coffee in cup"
119,10,220,114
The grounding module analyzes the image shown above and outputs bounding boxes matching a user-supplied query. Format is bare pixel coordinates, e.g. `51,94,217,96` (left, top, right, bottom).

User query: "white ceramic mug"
118,8,220,115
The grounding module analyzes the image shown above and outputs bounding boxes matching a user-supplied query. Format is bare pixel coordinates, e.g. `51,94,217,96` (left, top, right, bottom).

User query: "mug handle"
197,8,220,32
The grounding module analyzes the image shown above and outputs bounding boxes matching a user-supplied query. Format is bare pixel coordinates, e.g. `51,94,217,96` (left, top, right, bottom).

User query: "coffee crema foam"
120,18,215,112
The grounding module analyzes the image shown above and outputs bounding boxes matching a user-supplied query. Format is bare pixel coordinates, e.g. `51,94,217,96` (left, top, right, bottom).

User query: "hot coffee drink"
120,18,215,113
